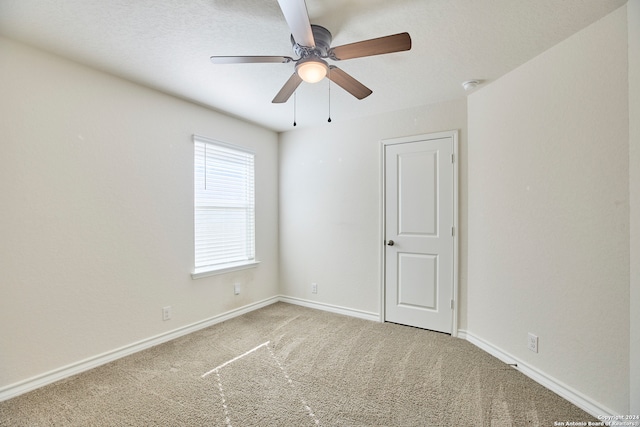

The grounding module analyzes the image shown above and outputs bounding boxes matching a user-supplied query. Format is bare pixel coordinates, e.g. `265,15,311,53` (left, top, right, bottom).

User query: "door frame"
379,130,459,336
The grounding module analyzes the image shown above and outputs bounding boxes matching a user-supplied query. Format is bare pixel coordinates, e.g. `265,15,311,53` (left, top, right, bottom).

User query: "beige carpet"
0,302,596,426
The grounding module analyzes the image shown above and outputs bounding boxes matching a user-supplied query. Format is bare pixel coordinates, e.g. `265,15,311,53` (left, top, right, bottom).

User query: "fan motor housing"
291,24,332,58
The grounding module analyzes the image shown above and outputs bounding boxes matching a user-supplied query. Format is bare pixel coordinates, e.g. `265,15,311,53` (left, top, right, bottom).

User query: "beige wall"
279,100,468,326
467,6,629,414
1,1,635,414
0,37,280,389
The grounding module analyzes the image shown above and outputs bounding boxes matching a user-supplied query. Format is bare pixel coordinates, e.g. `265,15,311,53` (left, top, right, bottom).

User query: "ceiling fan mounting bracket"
291,24,332,59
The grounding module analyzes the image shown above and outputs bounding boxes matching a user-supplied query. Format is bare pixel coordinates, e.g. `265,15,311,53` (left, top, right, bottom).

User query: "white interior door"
383,132,457,334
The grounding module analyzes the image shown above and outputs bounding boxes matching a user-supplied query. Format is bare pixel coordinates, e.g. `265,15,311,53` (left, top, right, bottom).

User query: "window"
193,135,256,277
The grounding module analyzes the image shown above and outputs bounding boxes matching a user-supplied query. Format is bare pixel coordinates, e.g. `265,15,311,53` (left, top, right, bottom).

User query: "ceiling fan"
210,0,412,104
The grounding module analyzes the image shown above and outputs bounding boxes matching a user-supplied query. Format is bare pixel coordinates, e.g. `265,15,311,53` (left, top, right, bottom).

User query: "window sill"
191,260,260,280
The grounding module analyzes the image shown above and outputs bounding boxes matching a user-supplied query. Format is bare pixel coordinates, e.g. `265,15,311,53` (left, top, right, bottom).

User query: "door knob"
387,240,394,246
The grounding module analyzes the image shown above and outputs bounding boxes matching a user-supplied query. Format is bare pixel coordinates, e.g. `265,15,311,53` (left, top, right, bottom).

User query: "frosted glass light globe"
296,60,328,83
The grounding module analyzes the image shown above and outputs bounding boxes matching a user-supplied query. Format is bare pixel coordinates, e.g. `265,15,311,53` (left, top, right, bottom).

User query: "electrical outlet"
234,283,240,295
527,333,538,353
162,306,171,321
311,283,318,294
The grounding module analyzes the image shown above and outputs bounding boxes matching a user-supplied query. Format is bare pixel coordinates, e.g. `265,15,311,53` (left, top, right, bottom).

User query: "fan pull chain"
293,91,297,127
328,68,332,123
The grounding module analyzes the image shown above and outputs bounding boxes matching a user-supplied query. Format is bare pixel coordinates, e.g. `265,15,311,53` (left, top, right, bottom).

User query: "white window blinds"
194,136,255,271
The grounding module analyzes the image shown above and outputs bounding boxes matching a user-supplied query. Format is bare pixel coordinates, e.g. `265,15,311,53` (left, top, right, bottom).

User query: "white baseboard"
457,329,617,419
278,295,381,322
7,299,611,419
0,296,380,403
0,296,280,403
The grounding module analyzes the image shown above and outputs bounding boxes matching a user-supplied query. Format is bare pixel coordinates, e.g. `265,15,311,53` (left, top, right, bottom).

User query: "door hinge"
451,226,455,237
450,299,454,309
451,153,455,163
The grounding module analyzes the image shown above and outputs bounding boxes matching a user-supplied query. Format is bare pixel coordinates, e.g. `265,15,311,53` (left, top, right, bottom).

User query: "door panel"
397,253,437,309
384,134,455,333
399,151,438,236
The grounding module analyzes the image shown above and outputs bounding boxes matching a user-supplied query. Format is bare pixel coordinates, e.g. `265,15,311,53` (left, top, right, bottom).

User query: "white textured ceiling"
0,0,627,132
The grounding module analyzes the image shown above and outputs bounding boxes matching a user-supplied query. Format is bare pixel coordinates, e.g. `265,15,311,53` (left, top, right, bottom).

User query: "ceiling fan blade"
277,0,315,47
330,32,411,60
327,66,372,100
210,56,294,64
272,72,303,103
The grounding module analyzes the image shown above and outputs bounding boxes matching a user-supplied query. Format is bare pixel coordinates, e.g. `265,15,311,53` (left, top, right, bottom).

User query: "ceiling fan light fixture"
296,58,329,83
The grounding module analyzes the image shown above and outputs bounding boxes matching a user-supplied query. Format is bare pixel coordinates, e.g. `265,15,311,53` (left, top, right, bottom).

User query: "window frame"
191,135,259,279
